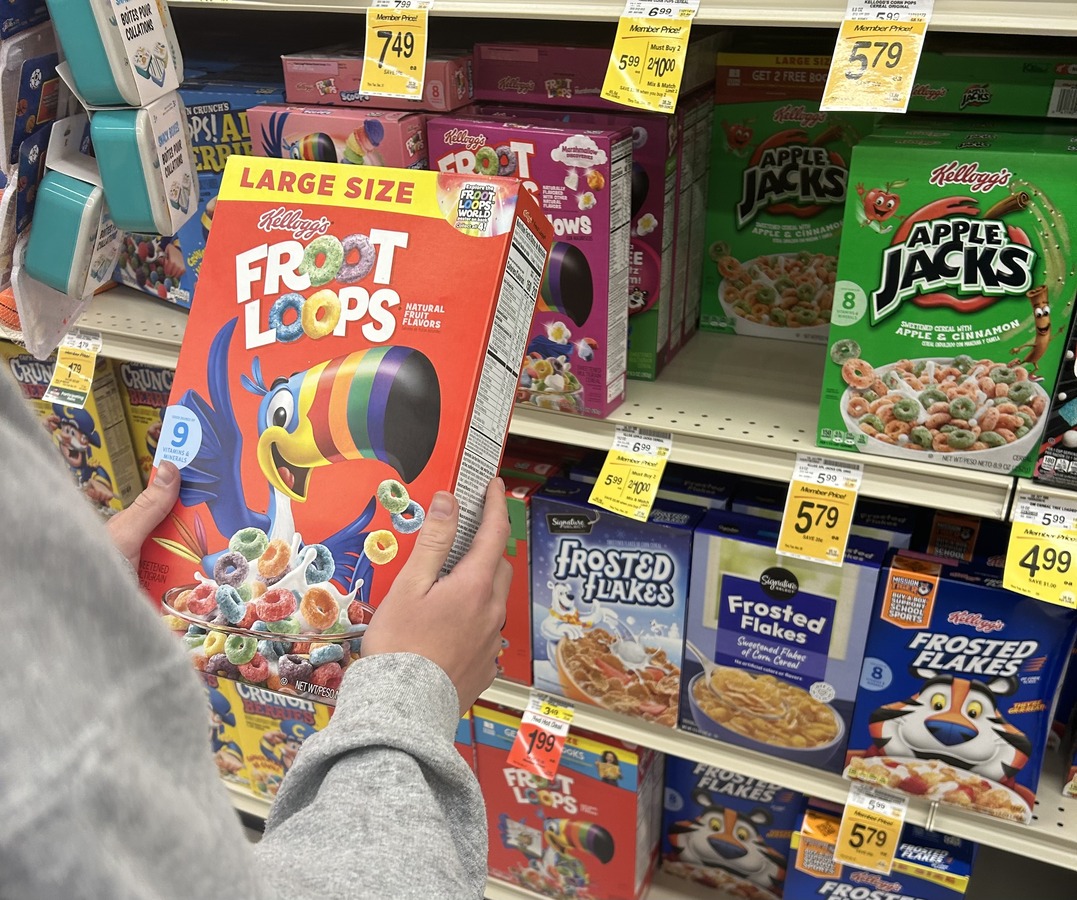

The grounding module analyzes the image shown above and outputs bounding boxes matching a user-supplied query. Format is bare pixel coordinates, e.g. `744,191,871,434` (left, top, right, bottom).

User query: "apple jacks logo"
737,144,847,227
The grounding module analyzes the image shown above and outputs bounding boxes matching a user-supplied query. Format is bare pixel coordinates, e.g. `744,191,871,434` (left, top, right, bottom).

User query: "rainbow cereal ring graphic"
539,242,593,327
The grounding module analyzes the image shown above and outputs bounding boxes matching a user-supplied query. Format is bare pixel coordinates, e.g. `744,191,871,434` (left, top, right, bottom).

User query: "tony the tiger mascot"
861,668,1034,803
666,790,786,894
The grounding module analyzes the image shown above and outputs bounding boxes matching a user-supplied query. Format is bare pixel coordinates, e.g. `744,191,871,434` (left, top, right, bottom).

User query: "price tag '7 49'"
361,0,432,100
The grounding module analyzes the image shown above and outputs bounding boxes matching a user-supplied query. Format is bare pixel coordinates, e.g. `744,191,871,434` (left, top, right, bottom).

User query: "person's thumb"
394,490,458,592
108,462,181,567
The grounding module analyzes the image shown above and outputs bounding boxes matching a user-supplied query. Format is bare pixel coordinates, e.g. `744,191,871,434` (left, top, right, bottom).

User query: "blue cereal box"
530,478,703,728
681,511,886,774
788,803,977,900
114,72,285,308
662,757,805,898
844,551,1077,823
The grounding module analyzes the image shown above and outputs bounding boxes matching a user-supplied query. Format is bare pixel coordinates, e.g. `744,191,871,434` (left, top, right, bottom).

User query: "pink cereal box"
247,104,427,170
282,44,473,112
428,115,631,417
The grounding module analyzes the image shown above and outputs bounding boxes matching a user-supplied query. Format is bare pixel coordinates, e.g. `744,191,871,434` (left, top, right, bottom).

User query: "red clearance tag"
506,693,575,780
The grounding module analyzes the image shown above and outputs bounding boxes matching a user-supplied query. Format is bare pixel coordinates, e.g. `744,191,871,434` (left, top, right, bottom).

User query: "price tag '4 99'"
777,454,863,567
360,0,433,100
1003,490,1077,609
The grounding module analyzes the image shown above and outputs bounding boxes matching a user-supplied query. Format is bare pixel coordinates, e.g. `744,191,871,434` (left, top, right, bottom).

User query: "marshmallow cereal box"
116,361,175,487
475,702,665,900
428,115,631,418
845,552,1077,823
817,127,1077,478
530,479,702,728
140,156,551,706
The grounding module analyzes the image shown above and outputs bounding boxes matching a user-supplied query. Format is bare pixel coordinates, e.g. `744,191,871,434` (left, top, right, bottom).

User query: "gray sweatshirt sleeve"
0,369,487,900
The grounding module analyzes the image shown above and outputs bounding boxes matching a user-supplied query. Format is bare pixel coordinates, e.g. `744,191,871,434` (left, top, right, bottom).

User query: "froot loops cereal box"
817,127,1077,478
530,479,703,728
699,53,872,343
115,360,174,488
474,702,665,900
681,511,886,774
140,156,551,706
428,115,632,418
845,552,1077,823
661,758,806,899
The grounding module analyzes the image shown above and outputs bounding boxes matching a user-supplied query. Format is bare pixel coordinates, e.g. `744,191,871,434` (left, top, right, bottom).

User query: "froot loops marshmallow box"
474,702,665,900
530,479,703,729
681,511,887,774
140,155,552,706
844,552,1077,824
786,803,977,900
661,758,806,899
700,53,873,344
817,127,1077,478
428,115,632,418
115,361,175,488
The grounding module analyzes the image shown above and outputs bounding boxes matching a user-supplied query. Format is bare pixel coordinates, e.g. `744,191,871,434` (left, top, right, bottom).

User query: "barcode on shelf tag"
834,781,908,874
1012,489,1077,532
611,424,672,458
847,0,933,21
623,0,699,18
371,0,434,8
1049,80,1077,118
60,327,103,354
793,453,864,492
506,692,574,780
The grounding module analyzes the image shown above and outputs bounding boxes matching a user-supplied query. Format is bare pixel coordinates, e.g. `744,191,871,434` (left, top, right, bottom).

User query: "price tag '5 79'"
777,454,863,566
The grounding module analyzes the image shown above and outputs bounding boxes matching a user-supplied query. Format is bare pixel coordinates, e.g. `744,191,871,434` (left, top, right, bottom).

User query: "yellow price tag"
821,0,935,113
588,425,672,521
1003,491,1077,608
600,0,698,113
360,0,432,100
537,695,575,724
834,782,907,875
777,454,863,566
42,329,102,408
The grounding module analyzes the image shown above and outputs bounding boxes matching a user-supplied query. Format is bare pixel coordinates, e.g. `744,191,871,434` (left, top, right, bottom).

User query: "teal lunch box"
25,171,105,296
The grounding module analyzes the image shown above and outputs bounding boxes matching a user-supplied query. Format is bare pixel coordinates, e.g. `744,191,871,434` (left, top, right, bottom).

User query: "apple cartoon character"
855,180,907,233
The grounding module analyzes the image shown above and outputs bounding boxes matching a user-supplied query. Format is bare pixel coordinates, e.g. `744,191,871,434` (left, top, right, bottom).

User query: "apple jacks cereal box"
140,156,551,706
681,511,886,774
662,758,806,899
700,54,872,343
475,702,665,900
845,552,1077,823
818,127,1077,478
116,361,175,487
530,479,703,728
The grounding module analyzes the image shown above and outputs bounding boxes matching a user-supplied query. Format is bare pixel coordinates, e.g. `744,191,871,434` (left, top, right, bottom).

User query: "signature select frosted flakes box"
428,116,631,418
530,479,703,728
115,360,175,487
700,53,872,343
662,758,806,899
139,156,551,705
475,702,664,900
818,128,1077,478
787,803,977,900
681,511,886,774
845,552,1077,823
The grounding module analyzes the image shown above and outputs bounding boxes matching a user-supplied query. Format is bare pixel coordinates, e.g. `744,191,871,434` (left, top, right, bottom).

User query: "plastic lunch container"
25,171,104,295
45,0,183,107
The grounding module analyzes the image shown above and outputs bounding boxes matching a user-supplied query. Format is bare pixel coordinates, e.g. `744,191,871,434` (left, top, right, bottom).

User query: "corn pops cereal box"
115,361,175,487
818,127,1077,478
845,552,1077,823
662,758,806,899
139,156,551,706
0,342,142,517
700,53,872,343
475,702,665,900
428,115,632,418
530,479,703,728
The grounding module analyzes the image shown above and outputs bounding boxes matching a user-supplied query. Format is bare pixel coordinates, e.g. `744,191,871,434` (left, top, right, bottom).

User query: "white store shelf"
168,0,1077,36
80,287,187,369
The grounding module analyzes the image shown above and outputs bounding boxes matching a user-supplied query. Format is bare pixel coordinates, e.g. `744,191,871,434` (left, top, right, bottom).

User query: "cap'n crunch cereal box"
818,127,1077,478
116,360,175,487
140,156,551,706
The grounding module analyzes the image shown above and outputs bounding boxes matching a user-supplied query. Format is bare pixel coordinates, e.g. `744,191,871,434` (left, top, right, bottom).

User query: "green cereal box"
817,127,1077,478
699,53,872,343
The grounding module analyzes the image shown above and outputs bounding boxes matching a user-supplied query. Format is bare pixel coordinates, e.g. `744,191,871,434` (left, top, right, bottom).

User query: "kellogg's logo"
928,161,1012,193
497,76,535,94
442,127,489,152
947,610,1005,633
256,205,331,241
960,83,993,109
771,104,828,129
848,872,901,892
912,83,948,102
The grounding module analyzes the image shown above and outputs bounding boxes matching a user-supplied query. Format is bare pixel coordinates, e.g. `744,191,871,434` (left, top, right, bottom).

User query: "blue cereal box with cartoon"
845,551,1077,823
530,478,703,728
662,758,806,899
681,511,886,774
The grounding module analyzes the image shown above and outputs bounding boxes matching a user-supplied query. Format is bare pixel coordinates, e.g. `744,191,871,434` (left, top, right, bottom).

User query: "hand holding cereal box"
818,128,1077,477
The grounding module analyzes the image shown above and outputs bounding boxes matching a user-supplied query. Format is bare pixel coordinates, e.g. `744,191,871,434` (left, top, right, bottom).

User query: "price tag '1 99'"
506,693,575,781
834,781,907,874
1003,490,1077,609
589,425,672,522
777,454,863,566
360,0,432,100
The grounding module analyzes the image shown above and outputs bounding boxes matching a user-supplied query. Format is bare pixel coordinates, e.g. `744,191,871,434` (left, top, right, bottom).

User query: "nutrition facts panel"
449,219,548,569
607,136,633,401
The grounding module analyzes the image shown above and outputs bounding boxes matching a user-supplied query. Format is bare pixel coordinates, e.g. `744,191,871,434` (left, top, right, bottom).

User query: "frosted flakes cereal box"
475,702,664,900
817,127,1077,478
700,53,872,343
140,156,551,705
116,360,174,487
662,758,806,899
0,342,142,517
681,511,886,774
530,479,703,728
845,552,1077,823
